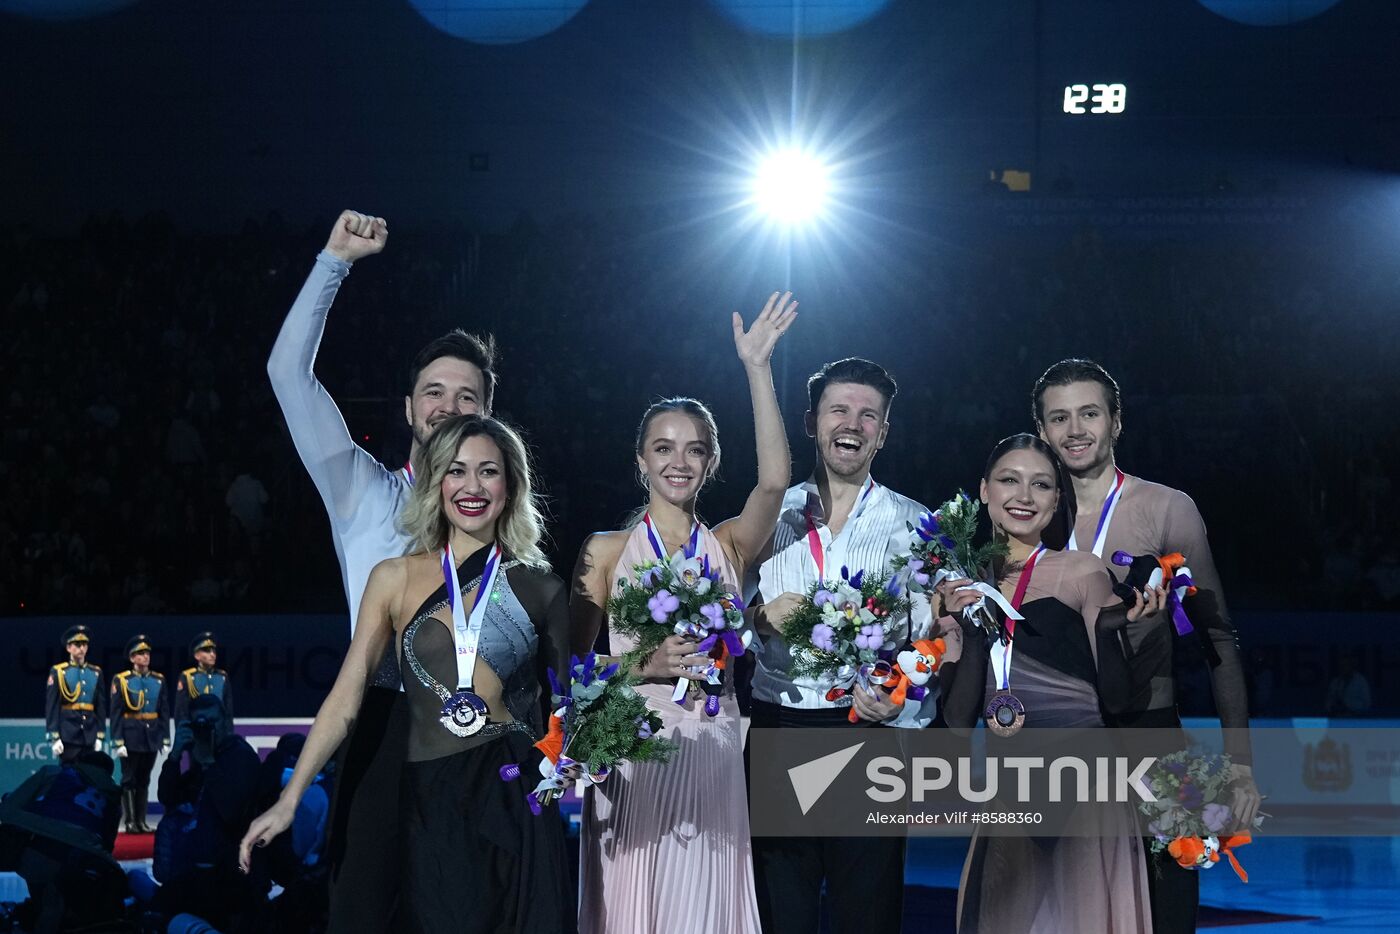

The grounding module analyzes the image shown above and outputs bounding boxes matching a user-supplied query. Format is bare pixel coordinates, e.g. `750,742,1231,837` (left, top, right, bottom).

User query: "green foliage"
607,573,672,665
779,571,909,682
566,674,676,774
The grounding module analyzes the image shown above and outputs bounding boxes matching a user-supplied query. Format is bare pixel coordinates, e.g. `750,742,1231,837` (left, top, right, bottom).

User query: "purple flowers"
1177,779,1205,811
914,512,940,542
811,623,836,652
700,602,726,629
639,565,664,589
648,589,680,623
1202,802,1232,834
813,589,835,608
854,623,885,651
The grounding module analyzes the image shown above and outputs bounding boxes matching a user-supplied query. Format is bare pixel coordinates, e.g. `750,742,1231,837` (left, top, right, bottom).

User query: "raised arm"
266,211,391,527
238,555,402,872
715,292,797,573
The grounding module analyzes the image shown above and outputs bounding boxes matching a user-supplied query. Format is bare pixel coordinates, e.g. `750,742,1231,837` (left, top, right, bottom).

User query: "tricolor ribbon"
442,542,502,692
987,545,1045,695
643,514,746,710
642,513,700,562
1068,467,1125,557
803,477,877,580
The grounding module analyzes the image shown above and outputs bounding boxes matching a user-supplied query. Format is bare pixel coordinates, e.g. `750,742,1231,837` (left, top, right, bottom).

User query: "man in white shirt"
746,357,942,934
267,210,497,931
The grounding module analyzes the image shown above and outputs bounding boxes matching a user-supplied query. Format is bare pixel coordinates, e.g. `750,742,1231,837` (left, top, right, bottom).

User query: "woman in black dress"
938,433,1166,933
240,414,575,933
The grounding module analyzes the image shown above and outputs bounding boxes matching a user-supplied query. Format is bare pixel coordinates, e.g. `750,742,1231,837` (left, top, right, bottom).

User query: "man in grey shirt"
268,210,497,931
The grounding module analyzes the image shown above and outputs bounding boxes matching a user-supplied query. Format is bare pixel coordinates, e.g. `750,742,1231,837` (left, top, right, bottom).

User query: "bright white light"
752,150,830,224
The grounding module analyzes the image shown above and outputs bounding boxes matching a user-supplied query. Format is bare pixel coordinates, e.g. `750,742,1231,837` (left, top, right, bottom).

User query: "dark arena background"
2,1,1399,932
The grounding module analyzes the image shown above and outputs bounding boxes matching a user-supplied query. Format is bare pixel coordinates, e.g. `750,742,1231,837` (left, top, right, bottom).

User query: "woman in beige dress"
570,292,796,933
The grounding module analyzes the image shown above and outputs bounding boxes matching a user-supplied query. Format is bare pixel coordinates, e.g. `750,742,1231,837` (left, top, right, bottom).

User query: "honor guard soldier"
45,625,107,764
110,634,170,833
175,632,233,727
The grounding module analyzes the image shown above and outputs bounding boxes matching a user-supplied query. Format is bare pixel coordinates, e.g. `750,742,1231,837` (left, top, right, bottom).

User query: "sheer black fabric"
400,549,571,763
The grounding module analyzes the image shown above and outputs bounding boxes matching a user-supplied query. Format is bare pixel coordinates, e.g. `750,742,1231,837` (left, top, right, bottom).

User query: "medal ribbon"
989,545,1045,692
1068,468,1125,557
442,542,502,692
402,460,415,486
643,514,706,705
642,513,700,561
804,477,876,581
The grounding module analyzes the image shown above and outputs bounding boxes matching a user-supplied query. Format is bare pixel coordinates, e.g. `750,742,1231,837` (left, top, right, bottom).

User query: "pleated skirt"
577,690,761,934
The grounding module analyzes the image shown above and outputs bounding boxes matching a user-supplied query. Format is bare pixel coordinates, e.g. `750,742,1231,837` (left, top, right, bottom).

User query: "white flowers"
668,554,712,596
942,492,972,518
814,581,870,626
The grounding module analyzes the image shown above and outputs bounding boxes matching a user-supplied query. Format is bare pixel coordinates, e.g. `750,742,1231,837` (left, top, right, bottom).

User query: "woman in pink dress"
570,292,797,933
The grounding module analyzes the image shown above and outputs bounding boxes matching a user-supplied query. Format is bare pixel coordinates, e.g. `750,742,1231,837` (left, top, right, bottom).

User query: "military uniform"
174,632,233,726
110,635,169,832
44,626,106,765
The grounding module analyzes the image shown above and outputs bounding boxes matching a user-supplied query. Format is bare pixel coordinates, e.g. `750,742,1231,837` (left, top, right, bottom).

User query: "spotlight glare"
753,150,830,224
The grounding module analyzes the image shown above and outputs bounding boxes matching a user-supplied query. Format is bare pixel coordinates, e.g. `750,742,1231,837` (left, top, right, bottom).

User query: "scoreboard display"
1062,83,1127,115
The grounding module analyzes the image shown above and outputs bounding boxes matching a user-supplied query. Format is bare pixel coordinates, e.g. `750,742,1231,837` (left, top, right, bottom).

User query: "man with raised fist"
268,210,497,931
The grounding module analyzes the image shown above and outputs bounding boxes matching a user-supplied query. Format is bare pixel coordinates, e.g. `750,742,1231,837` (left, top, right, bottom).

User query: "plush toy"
1167,833,1252,882
827,638,947,724
1111,550,1197,635
889,638,947,706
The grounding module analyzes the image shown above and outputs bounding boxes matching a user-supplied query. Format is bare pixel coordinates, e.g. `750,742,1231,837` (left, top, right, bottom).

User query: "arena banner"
0,717,315,801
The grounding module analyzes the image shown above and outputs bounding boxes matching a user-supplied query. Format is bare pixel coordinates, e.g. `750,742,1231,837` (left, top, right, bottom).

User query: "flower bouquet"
780,566,912,722
500,653,676,813
607,542,752,716
892,492,1012,642
1138,749,1263,882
